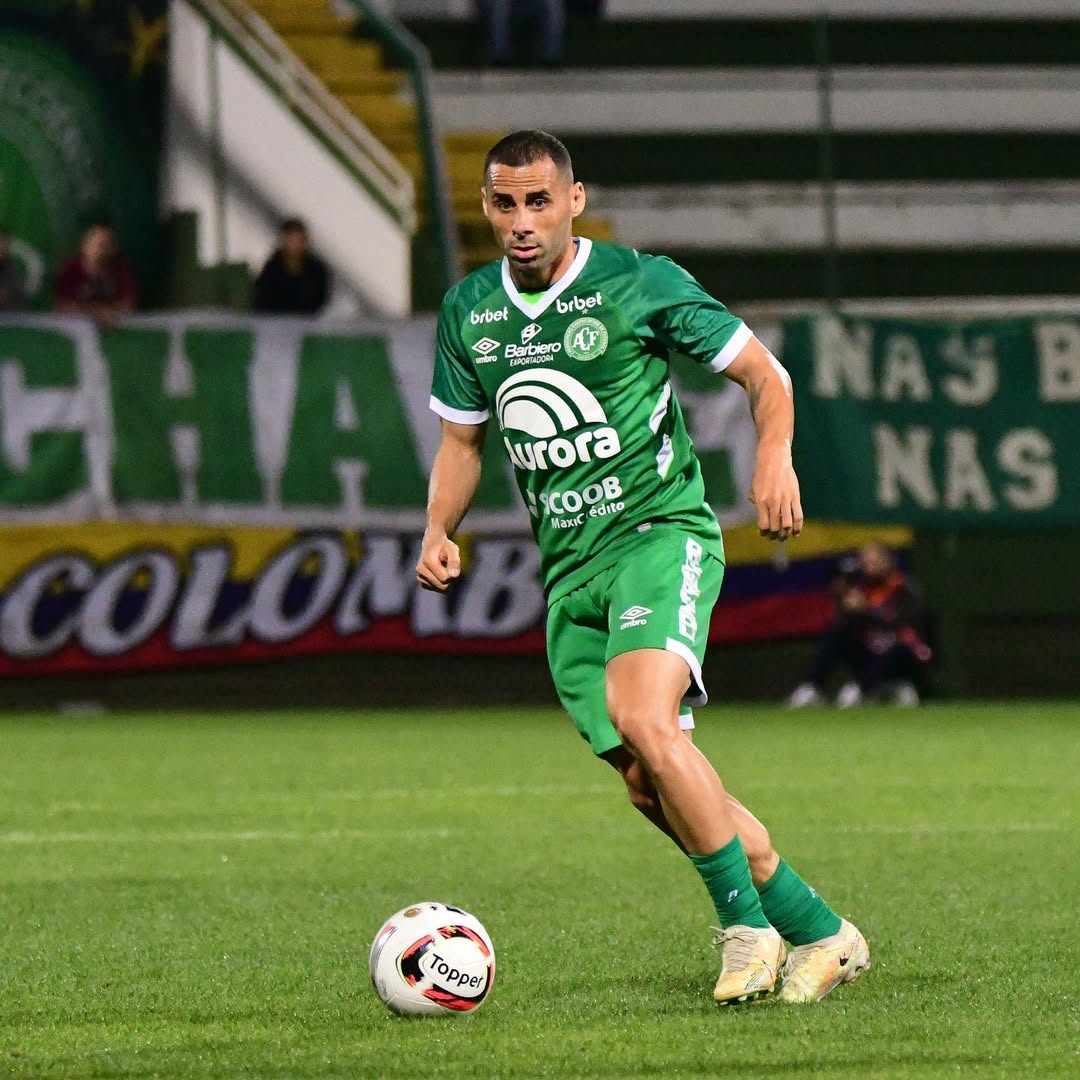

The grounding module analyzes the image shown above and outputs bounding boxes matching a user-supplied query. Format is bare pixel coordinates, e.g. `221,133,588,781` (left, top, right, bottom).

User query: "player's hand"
749,441,804,541
416,530,462,592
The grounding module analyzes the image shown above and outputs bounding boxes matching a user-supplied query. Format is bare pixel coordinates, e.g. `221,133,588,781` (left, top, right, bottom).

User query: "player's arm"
723,337,803,542
636,253,802,540
416,419,487,592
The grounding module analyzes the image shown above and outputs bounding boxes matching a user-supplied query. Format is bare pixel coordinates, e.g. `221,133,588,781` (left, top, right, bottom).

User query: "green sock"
689,836,771,930
757,858,843,946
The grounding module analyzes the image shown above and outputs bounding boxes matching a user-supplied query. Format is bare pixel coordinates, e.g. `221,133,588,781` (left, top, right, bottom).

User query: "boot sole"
715,984,777,1006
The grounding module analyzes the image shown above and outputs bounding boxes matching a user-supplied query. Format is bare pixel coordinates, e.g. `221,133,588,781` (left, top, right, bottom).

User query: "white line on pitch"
0,827,453,845
0,821,1067,845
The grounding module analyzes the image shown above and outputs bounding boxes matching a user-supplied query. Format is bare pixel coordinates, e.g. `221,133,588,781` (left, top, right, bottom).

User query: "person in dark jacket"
252,217,330,315
787,541,933,708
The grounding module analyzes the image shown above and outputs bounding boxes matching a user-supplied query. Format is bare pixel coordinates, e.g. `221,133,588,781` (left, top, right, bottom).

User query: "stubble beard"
505,233,572,292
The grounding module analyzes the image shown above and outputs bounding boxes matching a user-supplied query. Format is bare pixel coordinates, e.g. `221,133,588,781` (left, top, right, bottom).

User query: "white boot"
786,683,824,708
836,681,862,709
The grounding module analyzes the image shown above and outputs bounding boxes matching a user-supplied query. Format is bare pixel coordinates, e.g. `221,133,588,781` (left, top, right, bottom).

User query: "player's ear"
480,184,490,218
570,181,586,219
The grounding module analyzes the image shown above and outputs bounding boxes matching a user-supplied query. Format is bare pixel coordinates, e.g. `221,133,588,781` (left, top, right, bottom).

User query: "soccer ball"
369,901,496,1016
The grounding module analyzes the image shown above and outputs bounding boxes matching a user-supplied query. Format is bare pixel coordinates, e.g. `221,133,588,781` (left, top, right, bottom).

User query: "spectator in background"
0,227,28,311
476,0,566,67
54,222,137,324
252,217,331,315
787,541,933,708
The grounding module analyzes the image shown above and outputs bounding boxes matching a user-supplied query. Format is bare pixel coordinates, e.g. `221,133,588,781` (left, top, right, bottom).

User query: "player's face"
482,158,585,287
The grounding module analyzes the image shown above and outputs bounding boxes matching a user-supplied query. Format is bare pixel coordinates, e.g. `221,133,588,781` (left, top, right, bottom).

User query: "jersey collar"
501,236,593,319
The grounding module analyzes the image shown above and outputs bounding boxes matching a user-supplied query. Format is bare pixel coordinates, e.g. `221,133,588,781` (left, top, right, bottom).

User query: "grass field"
1,703,1078,1079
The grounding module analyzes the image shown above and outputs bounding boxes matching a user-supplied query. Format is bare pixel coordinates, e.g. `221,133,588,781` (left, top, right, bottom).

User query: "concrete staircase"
244,0,613,285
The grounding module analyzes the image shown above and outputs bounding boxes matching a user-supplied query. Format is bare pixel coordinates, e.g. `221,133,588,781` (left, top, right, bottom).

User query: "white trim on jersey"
648,381,671,433
656,433,675,479
501,237,594,319
706,321,753,372
429,394,490,425
666,637,708,708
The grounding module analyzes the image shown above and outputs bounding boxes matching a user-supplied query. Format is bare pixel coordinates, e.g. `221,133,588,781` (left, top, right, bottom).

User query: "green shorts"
546,527,725,756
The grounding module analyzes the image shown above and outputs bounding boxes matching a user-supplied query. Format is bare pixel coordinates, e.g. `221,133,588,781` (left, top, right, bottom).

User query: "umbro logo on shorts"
619,605,652,629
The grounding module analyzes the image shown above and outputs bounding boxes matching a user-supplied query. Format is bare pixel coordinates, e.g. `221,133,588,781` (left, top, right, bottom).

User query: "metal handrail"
347,0,462,295
186,0,417,232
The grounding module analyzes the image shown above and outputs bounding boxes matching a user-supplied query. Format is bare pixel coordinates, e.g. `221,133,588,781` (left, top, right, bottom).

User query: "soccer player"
416,130,870,1005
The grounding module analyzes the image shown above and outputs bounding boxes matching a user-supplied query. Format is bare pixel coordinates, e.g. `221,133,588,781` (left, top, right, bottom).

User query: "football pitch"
1,703,1077,1079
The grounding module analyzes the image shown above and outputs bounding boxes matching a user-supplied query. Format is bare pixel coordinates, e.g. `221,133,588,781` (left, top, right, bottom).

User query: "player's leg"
610,733,870,1002
602,741,776,880
605,647,783,1003
603,533,784,1003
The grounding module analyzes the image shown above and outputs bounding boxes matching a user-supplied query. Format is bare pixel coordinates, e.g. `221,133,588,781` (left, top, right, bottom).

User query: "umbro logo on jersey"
619,605,652,629
472,337,501,362
521,322,542,344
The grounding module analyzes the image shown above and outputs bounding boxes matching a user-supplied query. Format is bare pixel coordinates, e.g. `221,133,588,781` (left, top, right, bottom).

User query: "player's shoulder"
588,239,649,276
440,260,505,318
587,240,688,285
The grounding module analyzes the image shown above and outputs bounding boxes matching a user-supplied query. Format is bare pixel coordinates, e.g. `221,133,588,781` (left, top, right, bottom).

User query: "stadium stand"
401,1,1080,302
244,0,611,280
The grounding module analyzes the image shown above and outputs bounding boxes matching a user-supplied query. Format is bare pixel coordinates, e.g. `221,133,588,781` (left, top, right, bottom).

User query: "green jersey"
430,238,751,603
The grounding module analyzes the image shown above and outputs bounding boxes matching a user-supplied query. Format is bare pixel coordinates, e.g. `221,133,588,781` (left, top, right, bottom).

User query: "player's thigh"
546,588,622,757
604,531,724,706
606,649,691,741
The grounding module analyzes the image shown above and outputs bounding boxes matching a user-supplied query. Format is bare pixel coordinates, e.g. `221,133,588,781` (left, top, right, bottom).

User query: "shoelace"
710,926,760,972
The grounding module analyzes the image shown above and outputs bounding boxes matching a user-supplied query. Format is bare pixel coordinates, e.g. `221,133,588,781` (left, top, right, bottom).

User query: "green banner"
785,314,1080,525
0,314,758,529
0,2,166,307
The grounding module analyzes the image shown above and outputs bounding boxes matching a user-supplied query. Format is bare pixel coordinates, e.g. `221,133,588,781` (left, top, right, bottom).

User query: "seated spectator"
0,228,28,311
54,223,137,324
252,218,330,315
476,0,566,67
787,541,933,708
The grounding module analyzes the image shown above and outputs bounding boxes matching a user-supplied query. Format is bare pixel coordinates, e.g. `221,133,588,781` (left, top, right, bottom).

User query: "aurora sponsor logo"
496,370,621,471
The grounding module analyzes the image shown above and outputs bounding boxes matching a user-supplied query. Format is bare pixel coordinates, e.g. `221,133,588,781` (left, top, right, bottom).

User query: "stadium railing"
346,0,462,300
184,0,417,234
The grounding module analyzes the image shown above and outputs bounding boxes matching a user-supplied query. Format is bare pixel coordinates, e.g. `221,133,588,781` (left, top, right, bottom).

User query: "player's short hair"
484,130,574,183
280,216,308,234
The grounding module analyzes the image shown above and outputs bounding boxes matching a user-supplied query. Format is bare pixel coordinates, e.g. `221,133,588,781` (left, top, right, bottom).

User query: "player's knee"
610,705,680,771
